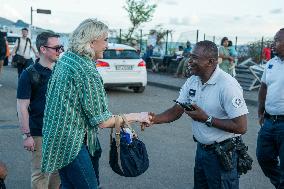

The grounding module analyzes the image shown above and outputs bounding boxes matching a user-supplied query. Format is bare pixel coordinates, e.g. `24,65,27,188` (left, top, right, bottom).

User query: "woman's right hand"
124,112,152,124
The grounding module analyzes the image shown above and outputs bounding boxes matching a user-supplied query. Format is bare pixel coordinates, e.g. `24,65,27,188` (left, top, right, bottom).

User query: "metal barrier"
235,58,264,91
149,56,178,73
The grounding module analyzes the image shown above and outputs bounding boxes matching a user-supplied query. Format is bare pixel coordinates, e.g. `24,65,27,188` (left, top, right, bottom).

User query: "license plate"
116,65,133,70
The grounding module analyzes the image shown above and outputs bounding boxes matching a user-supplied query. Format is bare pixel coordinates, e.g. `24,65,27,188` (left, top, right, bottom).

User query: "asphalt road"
0,66,272,189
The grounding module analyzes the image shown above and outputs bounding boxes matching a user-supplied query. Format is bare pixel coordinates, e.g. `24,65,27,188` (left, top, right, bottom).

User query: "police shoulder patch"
232,97,243,108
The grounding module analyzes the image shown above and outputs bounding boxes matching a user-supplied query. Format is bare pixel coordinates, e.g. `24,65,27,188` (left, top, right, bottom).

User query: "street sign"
36,9,51,14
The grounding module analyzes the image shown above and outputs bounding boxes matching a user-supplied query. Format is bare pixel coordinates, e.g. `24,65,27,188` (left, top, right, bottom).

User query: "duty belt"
264,112,284,122
197,137,239,151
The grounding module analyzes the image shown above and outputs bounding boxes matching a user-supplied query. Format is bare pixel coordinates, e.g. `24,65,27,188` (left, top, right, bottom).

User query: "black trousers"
0,179,6,189
3,57,8,66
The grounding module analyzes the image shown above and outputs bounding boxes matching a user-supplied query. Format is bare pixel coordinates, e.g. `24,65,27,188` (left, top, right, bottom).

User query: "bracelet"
24,132,31,136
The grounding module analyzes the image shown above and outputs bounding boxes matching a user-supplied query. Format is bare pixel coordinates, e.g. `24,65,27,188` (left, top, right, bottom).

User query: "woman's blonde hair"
68,18,108,58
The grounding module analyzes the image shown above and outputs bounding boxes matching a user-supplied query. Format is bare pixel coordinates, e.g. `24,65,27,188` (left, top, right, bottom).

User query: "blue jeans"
194,143,239,189
59,145,98,189
88,142,102,186
256,119,284,189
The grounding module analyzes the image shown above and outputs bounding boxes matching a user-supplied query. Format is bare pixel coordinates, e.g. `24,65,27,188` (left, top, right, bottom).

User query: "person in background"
142,45,153,67
2,32,9,66
17,31,63,189
174,41,192,78
262,44,271,63
257,28,284,189
175,45,184,61
228,40,238,77
0,161,7,189
228,41,238,58
11,28,39,77
219,37,234,76
0,32,7,87
41,18,151,188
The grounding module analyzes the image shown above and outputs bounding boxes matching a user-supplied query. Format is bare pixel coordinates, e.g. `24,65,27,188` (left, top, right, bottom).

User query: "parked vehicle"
6,33,21,67
6,33,21,52
96,43,147,93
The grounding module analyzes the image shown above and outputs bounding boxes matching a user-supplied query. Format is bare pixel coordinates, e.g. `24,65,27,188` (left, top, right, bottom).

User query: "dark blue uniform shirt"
17,62,52,136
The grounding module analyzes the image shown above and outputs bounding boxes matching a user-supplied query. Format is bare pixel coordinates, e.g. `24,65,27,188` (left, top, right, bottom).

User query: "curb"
148,81,258,107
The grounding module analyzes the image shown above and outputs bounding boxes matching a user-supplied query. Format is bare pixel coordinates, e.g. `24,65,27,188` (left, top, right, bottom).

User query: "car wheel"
133,86,145,93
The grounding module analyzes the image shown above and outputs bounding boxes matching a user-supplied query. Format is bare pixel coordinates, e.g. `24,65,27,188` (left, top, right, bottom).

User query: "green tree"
151,25,172,45
123,0,157,42
148,25,173,55
247,38,273,63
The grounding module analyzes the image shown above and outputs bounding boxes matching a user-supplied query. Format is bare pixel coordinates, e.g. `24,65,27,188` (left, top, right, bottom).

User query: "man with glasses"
16,31,63,189
147,40,248,189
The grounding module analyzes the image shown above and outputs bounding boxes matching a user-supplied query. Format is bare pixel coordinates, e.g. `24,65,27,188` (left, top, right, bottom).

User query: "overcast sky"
1,0,283,43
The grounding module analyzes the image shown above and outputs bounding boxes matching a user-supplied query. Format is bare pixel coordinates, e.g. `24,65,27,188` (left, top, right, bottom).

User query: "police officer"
257,28,284,189
148,40,248,189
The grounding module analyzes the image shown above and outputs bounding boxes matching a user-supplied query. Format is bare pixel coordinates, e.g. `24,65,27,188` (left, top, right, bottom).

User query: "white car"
6,33,21,67
6,33,21,53
96,43,147,93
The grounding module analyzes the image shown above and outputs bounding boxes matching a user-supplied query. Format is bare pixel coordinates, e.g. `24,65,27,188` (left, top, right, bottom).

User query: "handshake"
123,101,208,131
124,112,155,131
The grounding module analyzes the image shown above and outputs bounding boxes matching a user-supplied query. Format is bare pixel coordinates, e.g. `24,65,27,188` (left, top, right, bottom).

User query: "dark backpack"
109,115,149,177
25,64,43,99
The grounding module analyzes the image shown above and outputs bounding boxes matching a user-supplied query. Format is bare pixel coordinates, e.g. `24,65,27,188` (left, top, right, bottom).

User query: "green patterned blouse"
41,51,112,173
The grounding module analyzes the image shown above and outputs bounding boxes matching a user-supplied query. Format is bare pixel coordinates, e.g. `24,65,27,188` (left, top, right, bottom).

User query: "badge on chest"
189,89,196,97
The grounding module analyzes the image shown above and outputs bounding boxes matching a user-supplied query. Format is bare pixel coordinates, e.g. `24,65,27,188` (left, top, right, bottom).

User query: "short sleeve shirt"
261,56,284,115
42,51,112,172
17,62,52,136
16,38,32,59
176,66,248,144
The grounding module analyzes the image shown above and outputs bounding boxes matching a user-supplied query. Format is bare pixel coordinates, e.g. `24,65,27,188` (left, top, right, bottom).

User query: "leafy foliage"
246,38,273,63
123,0,157,42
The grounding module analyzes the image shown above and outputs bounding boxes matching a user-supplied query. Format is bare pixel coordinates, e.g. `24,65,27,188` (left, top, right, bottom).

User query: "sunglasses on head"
44,45,64,52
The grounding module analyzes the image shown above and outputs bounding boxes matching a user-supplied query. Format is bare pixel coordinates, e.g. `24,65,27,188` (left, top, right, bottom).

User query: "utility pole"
31,7,33,25
30,7,52,26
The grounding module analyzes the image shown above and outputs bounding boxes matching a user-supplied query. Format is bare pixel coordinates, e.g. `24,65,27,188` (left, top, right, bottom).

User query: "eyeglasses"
43,45,64,52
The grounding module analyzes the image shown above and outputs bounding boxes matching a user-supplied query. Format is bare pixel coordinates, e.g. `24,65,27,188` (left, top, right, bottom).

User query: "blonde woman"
41,18,151,188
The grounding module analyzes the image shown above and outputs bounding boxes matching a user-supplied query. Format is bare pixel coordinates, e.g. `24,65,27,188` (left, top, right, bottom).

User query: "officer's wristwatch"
205,116,213,127
22,133,31,140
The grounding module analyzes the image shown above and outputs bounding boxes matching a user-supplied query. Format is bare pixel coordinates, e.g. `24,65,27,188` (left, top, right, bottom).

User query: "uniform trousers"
257,118,284,189
194,143,239,189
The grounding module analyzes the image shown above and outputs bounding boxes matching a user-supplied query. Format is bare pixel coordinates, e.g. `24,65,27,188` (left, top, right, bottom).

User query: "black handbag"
12,54,26,66
109,115,149,177
11,38,31,66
